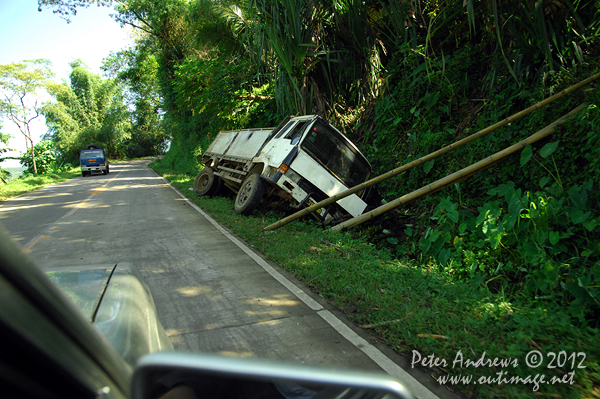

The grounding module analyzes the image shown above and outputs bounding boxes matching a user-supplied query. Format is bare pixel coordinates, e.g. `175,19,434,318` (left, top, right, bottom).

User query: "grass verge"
150,160,599,399
0,168,82,202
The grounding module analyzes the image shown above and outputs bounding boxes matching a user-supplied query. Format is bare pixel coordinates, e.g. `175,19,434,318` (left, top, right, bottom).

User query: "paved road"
0,159,455,399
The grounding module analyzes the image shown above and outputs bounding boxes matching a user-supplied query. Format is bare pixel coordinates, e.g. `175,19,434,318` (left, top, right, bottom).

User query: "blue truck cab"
80,145,109,176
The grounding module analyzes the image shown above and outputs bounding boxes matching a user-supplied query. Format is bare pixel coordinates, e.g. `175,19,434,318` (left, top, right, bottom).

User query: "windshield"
301,120,371,188
80,150,104,160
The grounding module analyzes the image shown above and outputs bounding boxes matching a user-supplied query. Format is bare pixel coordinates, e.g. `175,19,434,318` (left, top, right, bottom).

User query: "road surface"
0,159,456,399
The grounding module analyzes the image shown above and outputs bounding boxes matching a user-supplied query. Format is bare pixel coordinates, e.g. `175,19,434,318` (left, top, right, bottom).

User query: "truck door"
258,120,309,167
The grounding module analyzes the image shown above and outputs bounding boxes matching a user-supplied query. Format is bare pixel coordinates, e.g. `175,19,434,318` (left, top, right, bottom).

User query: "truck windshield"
80,150,103,160
301,120,371,188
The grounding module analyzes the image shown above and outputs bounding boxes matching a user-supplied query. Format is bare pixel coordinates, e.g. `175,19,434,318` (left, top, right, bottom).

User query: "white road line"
181,198,323,311
162,175,441,399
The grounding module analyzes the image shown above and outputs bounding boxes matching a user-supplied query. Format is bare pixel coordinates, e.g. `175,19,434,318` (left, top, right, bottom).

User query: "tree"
112,0,196,117
0,60,54,175
103,49,168,158
44,62,131,163
37,0,113,22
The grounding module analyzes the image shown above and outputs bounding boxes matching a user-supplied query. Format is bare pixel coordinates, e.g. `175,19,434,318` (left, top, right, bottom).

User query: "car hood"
45,264,115,322
45,263,173,366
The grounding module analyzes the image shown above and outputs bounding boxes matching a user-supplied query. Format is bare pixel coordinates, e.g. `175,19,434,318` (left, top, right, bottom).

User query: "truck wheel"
193,167,221,196
235,174,264,215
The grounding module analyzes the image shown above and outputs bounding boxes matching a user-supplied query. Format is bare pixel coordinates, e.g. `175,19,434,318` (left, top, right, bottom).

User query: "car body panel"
45,265,114,321
0,272,131,399
94,263,173,366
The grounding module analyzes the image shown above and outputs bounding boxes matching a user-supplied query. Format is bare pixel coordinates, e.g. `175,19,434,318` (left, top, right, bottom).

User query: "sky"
0,0,132,167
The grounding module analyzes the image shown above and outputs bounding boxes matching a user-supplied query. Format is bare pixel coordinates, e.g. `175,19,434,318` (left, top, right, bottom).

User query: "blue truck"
80,145,109,176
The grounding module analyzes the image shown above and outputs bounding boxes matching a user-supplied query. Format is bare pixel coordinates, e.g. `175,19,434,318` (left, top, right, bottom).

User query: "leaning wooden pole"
330,104,587,232
264,72,600,232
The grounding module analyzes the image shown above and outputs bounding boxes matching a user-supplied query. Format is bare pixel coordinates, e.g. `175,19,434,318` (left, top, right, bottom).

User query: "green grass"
0,168,82,202
150,160,600,399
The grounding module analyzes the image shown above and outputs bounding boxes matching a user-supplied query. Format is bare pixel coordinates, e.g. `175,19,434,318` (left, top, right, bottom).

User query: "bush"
394,99,600,327
19,141,57,175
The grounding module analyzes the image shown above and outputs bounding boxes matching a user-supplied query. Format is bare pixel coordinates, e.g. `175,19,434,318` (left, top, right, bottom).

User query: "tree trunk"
29,138,37,175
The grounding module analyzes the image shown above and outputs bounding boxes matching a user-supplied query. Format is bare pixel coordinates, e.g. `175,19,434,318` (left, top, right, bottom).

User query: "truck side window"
274,122,295,139
286,122,307,145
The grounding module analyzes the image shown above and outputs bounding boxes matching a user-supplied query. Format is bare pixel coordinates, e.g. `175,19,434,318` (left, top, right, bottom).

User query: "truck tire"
193,167,222,196
235,174,264,215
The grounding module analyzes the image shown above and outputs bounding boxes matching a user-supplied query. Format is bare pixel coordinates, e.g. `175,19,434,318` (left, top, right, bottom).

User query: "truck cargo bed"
206,128,273,160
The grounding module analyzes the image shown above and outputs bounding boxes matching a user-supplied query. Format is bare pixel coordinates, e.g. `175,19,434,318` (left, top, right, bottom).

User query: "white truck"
193,115,372,223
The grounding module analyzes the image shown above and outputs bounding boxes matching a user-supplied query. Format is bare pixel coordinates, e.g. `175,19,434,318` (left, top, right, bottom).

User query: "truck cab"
80,145,109,176
257,116,372,222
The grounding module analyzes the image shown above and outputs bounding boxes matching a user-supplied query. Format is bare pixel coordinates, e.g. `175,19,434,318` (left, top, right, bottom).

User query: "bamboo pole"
264,72,600,232
330,104,587,232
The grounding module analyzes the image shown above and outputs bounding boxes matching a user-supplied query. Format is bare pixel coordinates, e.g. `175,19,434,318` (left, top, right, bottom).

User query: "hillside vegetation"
33,1,600,397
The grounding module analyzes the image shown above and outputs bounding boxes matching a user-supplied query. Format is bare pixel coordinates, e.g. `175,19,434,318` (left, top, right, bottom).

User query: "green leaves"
568,184,589,210
539,175,552,188
549,231,560,246
540,141,559,158
409,176,599,326
520,144,533,166
519,142,559,166
423,159,435,174
44,64,131,162
569,209,591,224
435,196,459,223
19,140,57,175
437,248,451,266
476,201,505,249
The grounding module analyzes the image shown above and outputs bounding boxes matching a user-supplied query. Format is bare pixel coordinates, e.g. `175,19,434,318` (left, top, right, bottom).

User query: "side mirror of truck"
132,352,414,399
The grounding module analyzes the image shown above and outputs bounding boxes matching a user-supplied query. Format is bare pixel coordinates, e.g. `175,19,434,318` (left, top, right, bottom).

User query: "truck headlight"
285,169,301,184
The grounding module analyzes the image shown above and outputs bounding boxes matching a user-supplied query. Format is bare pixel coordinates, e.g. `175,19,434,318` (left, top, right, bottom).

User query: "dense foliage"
40,58,167,163
42,62,129,162
38,0,600,397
